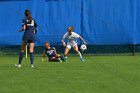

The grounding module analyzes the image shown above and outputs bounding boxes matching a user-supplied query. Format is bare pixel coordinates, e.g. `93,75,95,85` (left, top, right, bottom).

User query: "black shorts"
48,56,57,62
27,40,34,43
22,35,35,44
23,38,35,44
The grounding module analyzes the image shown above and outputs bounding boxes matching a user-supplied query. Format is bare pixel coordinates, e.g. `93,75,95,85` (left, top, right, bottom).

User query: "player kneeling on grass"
42,42,65,62
62,26,87,62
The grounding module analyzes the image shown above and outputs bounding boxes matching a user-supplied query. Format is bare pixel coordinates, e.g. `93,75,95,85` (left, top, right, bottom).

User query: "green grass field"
0,55,140,93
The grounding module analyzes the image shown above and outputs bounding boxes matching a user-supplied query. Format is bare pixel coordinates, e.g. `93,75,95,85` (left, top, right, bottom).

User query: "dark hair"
24,9,32,23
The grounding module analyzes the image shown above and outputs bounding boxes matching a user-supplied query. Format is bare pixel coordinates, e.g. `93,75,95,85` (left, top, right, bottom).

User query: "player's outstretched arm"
79,36,87,45
18,25,26,32
62,38,66,47
42,53,46,62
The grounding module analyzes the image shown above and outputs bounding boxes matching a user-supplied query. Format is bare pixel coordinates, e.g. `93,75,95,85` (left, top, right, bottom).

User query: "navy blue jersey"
22,17,37,43
44,47,56,58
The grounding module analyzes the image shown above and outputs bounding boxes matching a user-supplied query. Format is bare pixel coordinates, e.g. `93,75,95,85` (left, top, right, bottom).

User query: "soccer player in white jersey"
62,26,87,62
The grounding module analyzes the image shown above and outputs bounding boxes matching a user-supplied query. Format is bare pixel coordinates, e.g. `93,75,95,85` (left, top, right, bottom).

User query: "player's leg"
64,46,71,61
55,53,64,62
64,43,71,59
55,54,62,62
55,53,65,62
29,42,34,67
49,57,59,62
16,41,26,67
59,56,65,62
73,45,84,62
55,54,60,58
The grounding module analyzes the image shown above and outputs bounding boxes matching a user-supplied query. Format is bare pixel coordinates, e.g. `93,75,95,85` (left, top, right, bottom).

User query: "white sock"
64,56,67,59
78,52,83,59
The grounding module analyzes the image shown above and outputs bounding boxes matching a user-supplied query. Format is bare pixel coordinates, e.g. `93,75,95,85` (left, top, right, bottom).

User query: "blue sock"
30,52,34,65
60,56,65,61
19,52,24,64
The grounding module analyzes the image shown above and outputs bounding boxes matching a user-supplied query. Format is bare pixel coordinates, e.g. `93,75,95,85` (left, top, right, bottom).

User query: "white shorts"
66,42,77,49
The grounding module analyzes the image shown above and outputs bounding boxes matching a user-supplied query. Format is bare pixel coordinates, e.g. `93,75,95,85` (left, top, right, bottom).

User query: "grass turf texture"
0,55,140,93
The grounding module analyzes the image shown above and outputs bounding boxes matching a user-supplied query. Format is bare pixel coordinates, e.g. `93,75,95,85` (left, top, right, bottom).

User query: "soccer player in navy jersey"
42,42,65,62
15,9,37,68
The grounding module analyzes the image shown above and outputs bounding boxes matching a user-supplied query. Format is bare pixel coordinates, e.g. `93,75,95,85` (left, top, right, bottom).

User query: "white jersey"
63,32,80,43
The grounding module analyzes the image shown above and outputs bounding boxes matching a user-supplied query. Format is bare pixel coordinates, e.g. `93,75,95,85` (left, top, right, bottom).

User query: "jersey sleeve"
63,32,68,39
22,19,26,27
52,47,55,50
73,32,80,38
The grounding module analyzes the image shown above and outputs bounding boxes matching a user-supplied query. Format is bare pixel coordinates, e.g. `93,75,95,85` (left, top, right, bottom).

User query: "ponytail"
24,9,32,24
28,13,32,24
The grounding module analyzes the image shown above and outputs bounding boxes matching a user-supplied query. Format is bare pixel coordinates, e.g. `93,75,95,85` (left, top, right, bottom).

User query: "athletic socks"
60,56,65,61
17,52,35,67
78,51,83,59
18,52,24,64
64,56,67,59
30,52,34,65
64,56,67,62
78,51,84,62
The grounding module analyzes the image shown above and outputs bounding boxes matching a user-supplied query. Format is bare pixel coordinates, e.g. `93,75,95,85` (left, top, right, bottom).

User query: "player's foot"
64,56,67,62
31,65,34,68
80,58,84,62
15,64,21,68
63,58,67,62
58,58,62,62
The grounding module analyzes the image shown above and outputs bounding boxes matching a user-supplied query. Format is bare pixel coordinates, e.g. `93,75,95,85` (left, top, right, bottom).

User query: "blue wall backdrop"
0,0,139,46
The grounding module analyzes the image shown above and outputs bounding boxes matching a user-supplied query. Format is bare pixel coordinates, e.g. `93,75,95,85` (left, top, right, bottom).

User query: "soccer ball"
80,44,87,51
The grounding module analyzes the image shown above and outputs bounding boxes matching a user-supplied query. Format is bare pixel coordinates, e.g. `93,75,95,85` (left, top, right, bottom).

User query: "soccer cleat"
31,65,34,68
18,64,21,68
80,58,84,62
15,64,21,68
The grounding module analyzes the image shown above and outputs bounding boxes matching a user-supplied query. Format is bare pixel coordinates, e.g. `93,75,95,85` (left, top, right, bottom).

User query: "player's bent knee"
21,48,25,52
30,48,34,53
21,50,25,52
55,54,60,58
75,50,79,53
30,50,34,53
